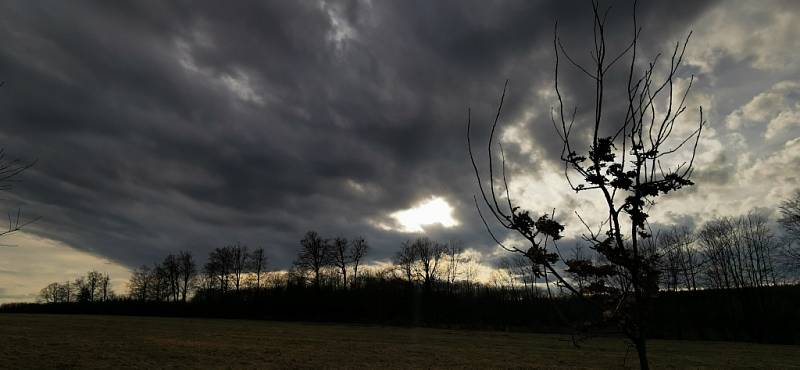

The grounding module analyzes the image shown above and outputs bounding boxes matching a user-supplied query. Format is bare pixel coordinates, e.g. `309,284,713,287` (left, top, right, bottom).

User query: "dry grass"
1,313,797,369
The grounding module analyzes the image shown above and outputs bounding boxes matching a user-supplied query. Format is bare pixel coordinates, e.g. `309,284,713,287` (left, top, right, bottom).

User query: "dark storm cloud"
0,0,719,268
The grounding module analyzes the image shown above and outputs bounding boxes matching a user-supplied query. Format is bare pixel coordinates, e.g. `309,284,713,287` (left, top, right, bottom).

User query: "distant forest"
3,193,800,344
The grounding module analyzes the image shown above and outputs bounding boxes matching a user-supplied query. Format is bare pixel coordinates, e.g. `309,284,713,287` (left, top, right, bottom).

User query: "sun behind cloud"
387,196,459,233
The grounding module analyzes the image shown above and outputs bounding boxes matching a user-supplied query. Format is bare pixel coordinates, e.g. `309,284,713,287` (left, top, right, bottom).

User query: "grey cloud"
0,0,740,274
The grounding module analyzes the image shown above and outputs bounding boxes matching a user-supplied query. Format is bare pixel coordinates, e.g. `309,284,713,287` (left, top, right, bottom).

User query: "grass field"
1,314,798,369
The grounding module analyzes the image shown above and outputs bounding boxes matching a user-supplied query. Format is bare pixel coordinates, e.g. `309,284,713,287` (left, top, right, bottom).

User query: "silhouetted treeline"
37,270,114,303
128,250,196,302
5,276,799,344
655,212,785,291
10,195,800,345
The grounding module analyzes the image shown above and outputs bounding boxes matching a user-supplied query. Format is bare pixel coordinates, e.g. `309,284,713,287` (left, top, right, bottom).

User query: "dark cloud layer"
0,1,719,269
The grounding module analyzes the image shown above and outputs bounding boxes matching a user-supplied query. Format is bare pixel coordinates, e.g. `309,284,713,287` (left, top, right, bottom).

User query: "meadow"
1,314,798,369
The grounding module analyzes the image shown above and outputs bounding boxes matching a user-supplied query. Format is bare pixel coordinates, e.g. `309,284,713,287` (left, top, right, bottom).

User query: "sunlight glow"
389,196,459,233
0,232,131,304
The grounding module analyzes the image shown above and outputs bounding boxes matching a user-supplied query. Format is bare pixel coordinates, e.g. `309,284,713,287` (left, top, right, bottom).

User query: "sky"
1,0,799,302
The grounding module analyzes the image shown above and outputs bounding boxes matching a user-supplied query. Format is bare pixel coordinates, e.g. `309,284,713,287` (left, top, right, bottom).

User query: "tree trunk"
634,338,649,370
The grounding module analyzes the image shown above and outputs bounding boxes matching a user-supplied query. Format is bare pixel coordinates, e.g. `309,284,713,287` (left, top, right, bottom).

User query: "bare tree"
493,257,517,291
331,237,350,288
38,279,86,303
349,236,369,287
86,270,103,302
444,241,469,290
294,231,332,289
656,232,681,292
467,2,704,368
699,212,780,289
68,271,106,303
698,218,735,289
230,244,248,292
73,277,87,302
128,265,151,301
248,248,267,289
778,191,800,280
162,254,181,301
394,241,417,285
664,226,700,291
100,273,111,301
61,281,74,303
178,250,197,302
149,263,170,301
413,237,447,290
205,247,234,295
651,228,700,291
462,258,480,289
38,282,61,303
200,244,247,296
779,191,800,238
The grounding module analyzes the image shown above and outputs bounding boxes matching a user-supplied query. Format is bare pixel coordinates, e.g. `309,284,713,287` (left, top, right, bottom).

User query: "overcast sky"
1,0,799,302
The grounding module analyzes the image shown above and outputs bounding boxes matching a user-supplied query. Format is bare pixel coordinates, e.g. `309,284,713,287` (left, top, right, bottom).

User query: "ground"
1,314,798,369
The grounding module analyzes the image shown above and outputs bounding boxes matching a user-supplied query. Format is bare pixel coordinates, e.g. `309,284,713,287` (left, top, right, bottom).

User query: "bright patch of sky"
0,232,130,304
387,196,459,233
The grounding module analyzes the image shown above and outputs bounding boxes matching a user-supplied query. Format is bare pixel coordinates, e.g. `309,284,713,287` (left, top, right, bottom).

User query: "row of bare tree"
38,191,800,305
289,233,480,292
200,244,268,295
189,232,478,297
653,202,799,291
489,196,800,297
392,237,475,290
569,207,798,295
125,234,368,301
128,251,197,302
291,231,369,289
778,191,800,277
38,270,113,303
126,245,272,301
663,213,779,290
